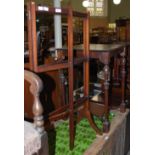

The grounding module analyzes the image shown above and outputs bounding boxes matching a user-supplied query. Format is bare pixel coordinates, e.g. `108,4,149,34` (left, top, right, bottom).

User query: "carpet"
48,112,115,155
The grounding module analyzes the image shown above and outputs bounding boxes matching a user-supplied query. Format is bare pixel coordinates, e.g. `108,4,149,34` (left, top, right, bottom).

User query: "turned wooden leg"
68,64,74,150
120,47,126,112
59,70,67,105
103,64,110,133
69,74,74,150
113,57,121,86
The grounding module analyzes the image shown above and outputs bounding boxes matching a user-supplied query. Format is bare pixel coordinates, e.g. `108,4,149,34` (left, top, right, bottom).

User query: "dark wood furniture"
116,18,130,42
54,43,127,132
25,1,128,150
24,70,49,155
111,41,130,84
72,43,127,132
26,1,92,150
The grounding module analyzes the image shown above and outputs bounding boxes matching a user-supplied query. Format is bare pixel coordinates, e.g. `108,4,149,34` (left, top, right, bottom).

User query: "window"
87,0,108,17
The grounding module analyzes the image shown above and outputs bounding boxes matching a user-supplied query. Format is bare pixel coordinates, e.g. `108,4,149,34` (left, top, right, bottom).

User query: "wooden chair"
24,70,49,155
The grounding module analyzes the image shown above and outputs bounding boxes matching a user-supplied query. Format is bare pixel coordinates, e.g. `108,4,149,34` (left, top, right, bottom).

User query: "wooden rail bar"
49,104,69,117
48,96,88,121
49,110,69,121
36,62,69,73
36,7,68,15
35,5,87,17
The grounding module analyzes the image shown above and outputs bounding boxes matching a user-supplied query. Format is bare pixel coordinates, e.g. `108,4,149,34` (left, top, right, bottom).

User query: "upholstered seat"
24,121,41,155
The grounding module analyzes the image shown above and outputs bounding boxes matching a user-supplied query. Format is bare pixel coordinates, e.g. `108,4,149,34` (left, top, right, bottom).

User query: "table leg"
69,112,75,150
59,70,67,105
113,57,121,86
85,101,102,135
103,64,110,132
120,47,126,112
83,61,102,135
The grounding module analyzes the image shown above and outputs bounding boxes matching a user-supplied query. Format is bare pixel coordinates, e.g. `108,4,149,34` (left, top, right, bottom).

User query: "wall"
68,0,108,29
24,0,130,27
24,0,86,11
89,17,108,29
108,0,130,22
